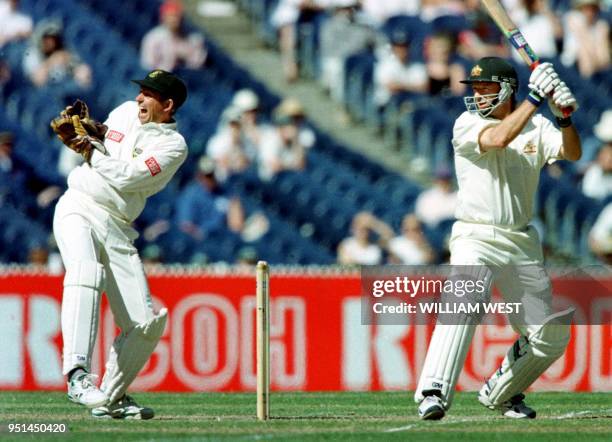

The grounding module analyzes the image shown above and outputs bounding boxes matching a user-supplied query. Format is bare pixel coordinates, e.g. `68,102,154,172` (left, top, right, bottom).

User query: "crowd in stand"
0,0,610,267
271,0,609,82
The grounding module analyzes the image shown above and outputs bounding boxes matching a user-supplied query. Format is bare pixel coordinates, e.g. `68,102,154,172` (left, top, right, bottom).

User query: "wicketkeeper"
415,57,581,420
52,70,188,419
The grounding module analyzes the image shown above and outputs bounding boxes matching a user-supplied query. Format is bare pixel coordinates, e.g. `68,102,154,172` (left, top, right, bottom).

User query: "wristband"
527,90,544,106
555,116,572,128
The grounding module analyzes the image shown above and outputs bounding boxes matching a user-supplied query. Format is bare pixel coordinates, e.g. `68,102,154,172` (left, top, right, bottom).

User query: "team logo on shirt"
145,156,162,176
107,130,124,142
471,65,483,77
523,141,537,154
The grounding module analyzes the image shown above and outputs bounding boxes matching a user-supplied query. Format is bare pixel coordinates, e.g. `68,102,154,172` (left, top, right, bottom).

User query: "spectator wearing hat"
275,97,316,148
0,0,32,48
561,0,610,78
206,105,251,182
257,110,308,180
373,28,428,108
318,0,378,102
415,167,458,228
22,19,91,90
140,0,206,72
175,155,245,242
228,89,270,160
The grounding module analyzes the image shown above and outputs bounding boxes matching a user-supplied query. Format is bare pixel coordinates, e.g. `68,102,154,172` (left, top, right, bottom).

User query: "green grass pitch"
1,392,610,441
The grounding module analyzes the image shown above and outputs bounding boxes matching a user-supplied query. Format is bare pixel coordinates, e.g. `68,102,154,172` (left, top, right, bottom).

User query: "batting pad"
415,265,493,409
482,308,573,406
101,308,168,403
62,259,105,375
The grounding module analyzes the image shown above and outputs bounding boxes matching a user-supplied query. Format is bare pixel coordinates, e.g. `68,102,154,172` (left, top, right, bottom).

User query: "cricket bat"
480,0,540,69
480,0,571,116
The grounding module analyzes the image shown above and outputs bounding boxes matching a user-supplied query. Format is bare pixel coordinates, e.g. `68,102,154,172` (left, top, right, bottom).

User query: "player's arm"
478,101,538,151
558,123,581,162
548,82,581,162
89,137,187,192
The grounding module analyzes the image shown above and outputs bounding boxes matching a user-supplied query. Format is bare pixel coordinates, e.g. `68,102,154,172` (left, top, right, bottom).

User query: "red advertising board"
0,271,609,392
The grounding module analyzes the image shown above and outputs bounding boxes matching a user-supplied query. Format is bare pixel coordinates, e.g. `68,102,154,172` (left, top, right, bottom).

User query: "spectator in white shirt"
0,0,32,48
589,203,612,264
374,28,428,108
388,213,434,264
360,0,420,26
561,0,610,78
229,89,270,161
140,0,206,72
319,0,378,102
22,20,91,90
415,167,458,227
582,143,612,200
337,211,394,265
257,113,307,181
206,106,250,182
507,0,560,64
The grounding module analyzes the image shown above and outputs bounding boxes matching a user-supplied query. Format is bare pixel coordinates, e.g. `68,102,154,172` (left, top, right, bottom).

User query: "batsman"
51,70,188,419
415,57,581,420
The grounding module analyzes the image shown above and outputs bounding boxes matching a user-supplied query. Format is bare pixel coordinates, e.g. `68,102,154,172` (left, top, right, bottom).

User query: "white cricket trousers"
53,190,155,375
415,221,557,408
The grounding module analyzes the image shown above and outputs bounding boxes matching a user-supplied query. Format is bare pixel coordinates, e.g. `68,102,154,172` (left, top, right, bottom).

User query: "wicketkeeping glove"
527,62,560,106
50,99,107,162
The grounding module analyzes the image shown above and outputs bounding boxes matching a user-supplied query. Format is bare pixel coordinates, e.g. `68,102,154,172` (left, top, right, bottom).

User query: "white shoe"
91,395,154,420
418,395,446,420
67,373,108,408
479,385,536,419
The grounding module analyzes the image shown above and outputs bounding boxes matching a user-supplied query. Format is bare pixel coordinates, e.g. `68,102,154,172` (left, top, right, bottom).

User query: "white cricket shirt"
452,111,562,229
67,101,187,223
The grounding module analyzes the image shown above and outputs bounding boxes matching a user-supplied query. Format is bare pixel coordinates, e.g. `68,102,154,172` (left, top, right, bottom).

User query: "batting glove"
551,81,578,115
527,62,560,106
